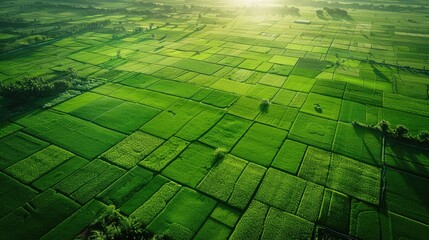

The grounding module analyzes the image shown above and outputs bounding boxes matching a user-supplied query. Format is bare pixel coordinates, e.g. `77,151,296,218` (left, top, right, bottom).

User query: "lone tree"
393,125,409,138
377,120,391,135
259,99,270,113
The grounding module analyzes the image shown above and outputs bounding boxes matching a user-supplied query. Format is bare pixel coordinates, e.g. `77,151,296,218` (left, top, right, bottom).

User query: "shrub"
214,148,227,160
259,99,270,113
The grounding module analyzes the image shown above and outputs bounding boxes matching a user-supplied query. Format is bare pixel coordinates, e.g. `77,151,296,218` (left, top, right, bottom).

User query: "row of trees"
0,67,102,104
352,120,429,146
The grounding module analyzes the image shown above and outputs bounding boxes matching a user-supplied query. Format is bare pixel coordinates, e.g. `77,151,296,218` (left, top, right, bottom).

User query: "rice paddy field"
0,0,428,239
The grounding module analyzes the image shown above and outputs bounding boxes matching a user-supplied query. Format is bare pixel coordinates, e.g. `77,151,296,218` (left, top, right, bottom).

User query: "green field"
0,0,429,239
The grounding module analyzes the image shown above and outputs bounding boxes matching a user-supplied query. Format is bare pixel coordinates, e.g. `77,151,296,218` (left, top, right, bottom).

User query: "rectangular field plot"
0,189,79,240
147,188,217,239
141,99,204,139
16,110,125,159
174,59,223,75
0,131,48,169
200,114,252,151
5,145,74,184
0,173,38,218
162,143,216,188
33,156,89,191
70,95,124,121
230,200,314,240
53,92,104,113
98,167,155,207
231,123,287,166
256,104,298,130
202,90,239,108
339,100,382,124
140,137,190,172
175,107,225,141
197,155,247,202
272,139,307,175
382,108,429,134
101,131,164,169
300,93,342,120
318,189,351,233
228,96,262,120
269,55,299,66
289,113,337,150
333,122,382,166
387,211,429,240
147,80,201,98
327,154,381,205
55,159,126,204
349,200,380,240
298,147,332,186
93,102,161,134
256,168,307,213
130,180,182,225
385,140,429,178
283,75,316,92
385,168,429,225
194,218,231,240
41,200,107,240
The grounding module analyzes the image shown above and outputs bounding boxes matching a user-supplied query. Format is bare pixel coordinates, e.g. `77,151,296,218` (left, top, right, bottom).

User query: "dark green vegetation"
0,0,429,239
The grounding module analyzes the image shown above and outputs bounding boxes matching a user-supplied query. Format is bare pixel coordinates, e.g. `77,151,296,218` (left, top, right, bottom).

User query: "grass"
200,114,252,151
16,110,125,159
256,168,307,213
289,113,337,150
147,188,217,238
140,137,190,172
197,155,247,201
231,123,287,166
162,143,217,188
101,131,164,169
272,139,307,175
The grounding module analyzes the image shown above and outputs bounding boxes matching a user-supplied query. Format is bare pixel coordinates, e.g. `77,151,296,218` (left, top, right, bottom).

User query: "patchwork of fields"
1,0,429,239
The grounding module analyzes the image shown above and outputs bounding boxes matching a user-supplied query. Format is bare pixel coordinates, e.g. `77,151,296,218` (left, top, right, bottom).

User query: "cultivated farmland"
0,0,429,239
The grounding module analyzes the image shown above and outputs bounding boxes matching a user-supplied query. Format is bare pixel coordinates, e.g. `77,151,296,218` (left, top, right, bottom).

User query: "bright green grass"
272,139,307,175
333,123,382,166
283,75,316,92
17,111,125,159
289,113,337,150
101,131,164,169
200,114,252,151
261,207,314,239
197,155,247,201
202,90,239,108
120,175,170,215
230,200,269,240
162,143,216,188
296,181,324,222
256,168,307,213
319,189,351,233
141,99,204,139
231,123,287,166
298,146,332,186
146,80,201,98
5,145,74,184
269,55,299,66
130,181,182,225
147,188,217,238
55,159,126,204
98,167,155,207
0,131,49,169
194,219,231,240
33,156,89,191
228,96,262,120
175,108,225,141
327,154,381,205
140,137,190,172
70,95,124,121
300,93,342,120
